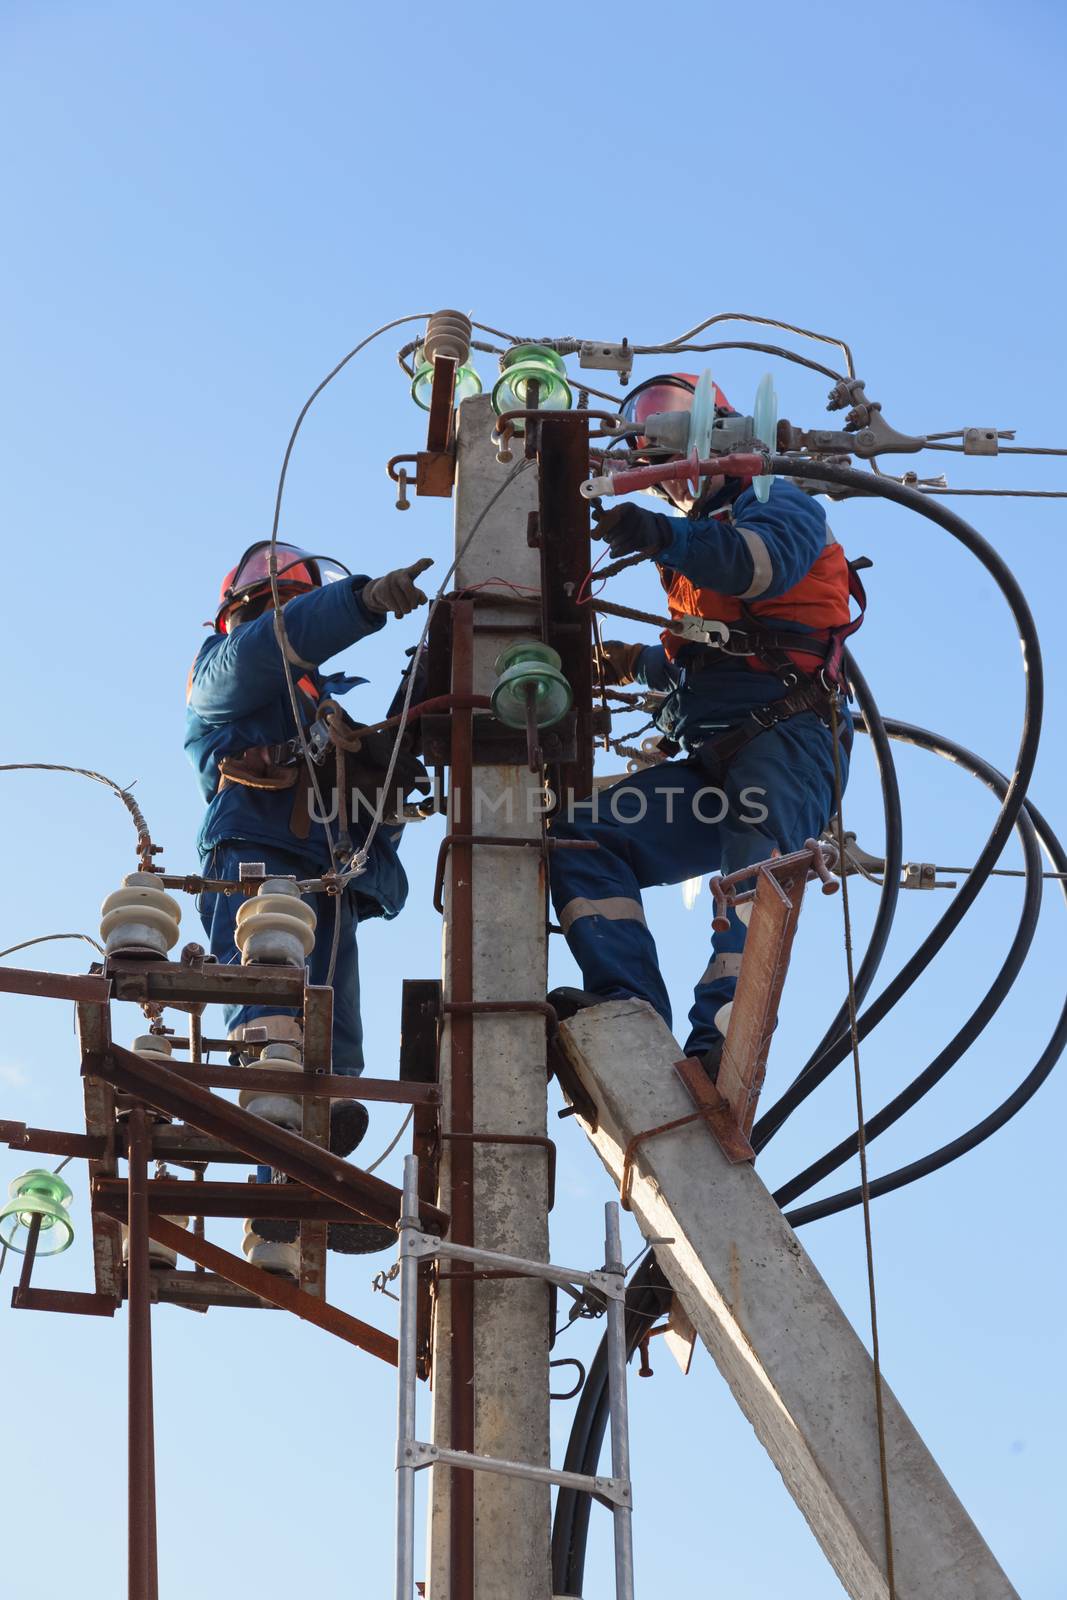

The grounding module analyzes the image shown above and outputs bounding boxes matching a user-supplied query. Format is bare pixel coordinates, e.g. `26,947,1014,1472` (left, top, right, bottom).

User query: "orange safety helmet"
214,541,352,633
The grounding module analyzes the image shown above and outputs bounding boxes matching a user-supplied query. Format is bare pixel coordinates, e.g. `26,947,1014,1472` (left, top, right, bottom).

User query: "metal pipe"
604,1204,635,1600
395,1154,420,1600
127,1107,158,1600
16,1213,42,1294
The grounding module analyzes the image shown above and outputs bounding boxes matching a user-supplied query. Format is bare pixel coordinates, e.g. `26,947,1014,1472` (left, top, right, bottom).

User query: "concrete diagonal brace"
558,999,1019,1600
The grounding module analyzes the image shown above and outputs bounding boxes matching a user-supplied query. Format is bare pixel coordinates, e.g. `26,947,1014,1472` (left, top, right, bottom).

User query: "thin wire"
363,1106,415,1175
0,932,104,960
630,338,846,384
262,311,433,985
919,487,1067,498
0,764,160,869
829,695,897,1597
634,311,855,378
341,457,537,885
924,441,1067,456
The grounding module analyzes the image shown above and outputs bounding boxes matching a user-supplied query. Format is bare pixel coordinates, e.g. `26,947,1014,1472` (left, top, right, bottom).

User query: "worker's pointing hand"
594,502,674,563
361,557,434,619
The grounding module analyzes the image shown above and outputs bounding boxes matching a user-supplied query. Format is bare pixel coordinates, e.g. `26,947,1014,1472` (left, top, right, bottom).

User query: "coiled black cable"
775,720,1043,1206
785,722,1066,1226
753,458,1043,1149
803,651,903,1062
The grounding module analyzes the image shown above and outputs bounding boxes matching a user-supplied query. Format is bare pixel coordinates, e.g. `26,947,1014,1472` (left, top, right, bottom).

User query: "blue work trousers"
549,714,844,1057
198,842,364,1076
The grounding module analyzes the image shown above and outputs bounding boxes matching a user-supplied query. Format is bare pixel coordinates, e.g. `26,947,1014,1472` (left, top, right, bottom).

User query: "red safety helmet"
215,541,352,633
620,372,734,452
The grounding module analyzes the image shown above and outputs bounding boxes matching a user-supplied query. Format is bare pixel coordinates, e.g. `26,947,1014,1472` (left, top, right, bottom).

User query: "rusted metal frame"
149,1269,268,1311
0,965,110,1002
103,957,305,1008
84,1041,449,1234
420,709,578,768
0,1119,106,1159
715,862,810,1143
94,1177,366,1222
400,980,443,1384
443,998,559,1032
446,597,477,1600
690,843,834,1163
673,1057,755,1166
77,1000,124,1300
157,1063,441,1103
11,1286,118,1315
538,413,594,802
440,1131,556,1210
127,1107,158,1600
297,984,332,1299
618,1101,732,1210
350,693,492,741
426,354,458,454
432,833,598,914
147,1217,400,1365
707,838,837,929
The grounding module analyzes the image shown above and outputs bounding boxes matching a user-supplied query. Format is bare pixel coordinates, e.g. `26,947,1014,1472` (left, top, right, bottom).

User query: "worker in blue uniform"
549,375,862,1076
186,540,431,1251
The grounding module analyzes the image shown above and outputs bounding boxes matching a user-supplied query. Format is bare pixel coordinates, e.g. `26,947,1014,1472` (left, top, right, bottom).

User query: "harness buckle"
671,616,732,647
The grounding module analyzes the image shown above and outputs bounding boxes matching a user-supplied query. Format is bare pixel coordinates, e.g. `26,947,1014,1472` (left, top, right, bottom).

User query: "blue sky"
2,2,1065,1595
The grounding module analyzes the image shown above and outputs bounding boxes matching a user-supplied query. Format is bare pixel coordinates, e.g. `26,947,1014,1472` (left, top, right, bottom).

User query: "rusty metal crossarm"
93,1177,374,1222
0,965,110,1003
0,1119,107,1159
83,1041,449,1235
160,1064,440,1103
146,1217,399,1365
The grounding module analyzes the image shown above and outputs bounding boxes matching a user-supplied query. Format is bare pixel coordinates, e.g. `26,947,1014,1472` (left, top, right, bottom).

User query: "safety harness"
218,684,429,843
664,558,869,780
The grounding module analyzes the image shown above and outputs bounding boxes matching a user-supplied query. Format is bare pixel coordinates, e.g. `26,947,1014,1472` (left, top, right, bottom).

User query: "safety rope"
829,694,898,1596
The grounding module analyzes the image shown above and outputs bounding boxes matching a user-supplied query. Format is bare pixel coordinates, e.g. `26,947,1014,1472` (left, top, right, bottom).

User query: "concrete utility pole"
559,998,1020,1600
427,394,553,1600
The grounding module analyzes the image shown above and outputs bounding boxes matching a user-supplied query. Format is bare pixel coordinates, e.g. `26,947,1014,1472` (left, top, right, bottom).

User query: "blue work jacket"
184,577,408,918
631,480,853,750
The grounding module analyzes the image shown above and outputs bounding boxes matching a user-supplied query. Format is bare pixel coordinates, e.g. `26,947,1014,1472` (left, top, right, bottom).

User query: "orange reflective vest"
661,536,854,675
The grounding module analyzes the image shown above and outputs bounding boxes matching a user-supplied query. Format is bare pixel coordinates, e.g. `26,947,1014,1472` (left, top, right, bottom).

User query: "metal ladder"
394,1153,635,1599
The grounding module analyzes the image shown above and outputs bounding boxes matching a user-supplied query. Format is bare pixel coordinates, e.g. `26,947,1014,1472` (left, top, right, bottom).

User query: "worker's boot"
548,986,618,1021
242,1218,299,1279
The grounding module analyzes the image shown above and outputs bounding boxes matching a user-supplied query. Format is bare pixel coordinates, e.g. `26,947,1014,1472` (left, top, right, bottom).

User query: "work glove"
594,502,674,562
595,640,643,687
361,558,434,619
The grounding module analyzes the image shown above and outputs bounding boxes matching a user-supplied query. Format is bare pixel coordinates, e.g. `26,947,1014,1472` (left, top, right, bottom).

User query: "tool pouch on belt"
217,746,298,791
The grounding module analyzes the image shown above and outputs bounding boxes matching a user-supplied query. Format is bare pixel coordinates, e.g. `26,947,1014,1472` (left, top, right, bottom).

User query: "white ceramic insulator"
131,1034,174,1062
121,1215,189,1268
100,872,181,957
242,1219,299,1277
235,878,316,967
238,1040,304,1128
422,309,472,366
714,1001,734,1037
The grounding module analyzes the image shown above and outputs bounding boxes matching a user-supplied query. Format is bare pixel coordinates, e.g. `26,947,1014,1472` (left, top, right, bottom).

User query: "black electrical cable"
550,1253,672,1597
785,725,1067,1228
804,651,903,1064
775,723,1044,1208
752,457,1043,1150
